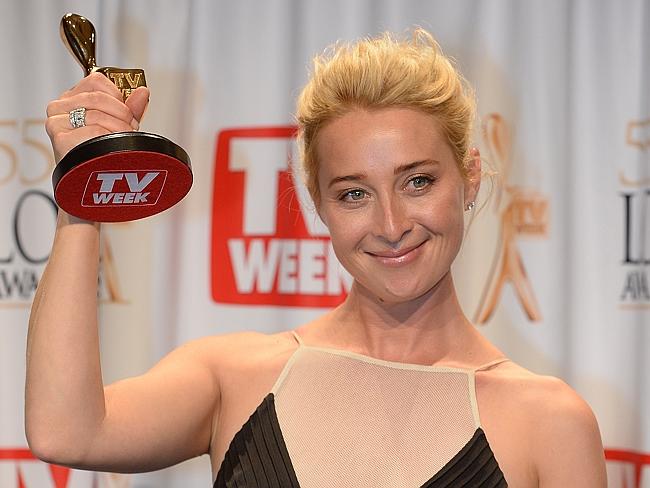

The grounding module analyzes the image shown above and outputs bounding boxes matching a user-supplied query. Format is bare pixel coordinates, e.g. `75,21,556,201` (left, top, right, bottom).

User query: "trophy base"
53,132,192,222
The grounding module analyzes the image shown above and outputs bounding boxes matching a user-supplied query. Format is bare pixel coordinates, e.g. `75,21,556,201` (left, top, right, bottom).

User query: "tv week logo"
211,126,351,307
604,448,650,487
81,170,167,207
0,448,93,487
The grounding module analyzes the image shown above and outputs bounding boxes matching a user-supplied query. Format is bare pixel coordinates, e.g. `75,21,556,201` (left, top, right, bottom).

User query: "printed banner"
0,1,647,486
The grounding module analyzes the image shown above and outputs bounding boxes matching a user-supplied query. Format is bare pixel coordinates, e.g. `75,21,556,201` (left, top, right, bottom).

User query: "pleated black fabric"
421,428,508,488
214,394,300,488
214,395,508,488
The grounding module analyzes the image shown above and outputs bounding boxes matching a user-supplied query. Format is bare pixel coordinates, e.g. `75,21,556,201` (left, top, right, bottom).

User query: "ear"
463,147,481,209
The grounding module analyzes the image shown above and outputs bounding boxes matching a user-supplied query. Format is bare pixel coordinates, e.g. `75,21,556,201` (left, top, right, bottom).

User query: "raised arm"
25,73,219,472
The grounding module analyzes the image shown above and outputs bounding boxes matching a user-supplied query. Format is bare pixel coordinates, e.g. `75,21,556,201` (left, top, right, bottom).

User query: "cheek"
415,191,464,229
326,223,362,276
321,207,371,260
325,211,363,246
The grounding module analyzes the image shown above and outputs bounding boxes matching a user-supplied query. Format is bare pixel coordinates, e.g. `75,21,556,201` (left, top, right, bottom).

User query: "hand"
45,72,150,163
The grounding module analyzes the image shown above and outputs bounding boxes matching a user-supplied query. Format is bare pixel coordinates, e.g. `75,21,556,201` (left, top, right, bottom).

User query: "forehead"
315,108,455,178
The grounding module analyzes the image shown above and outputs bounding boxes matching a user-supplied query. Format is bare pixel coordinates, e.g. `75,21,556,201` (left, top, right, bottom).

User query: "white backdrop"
0,1,648,486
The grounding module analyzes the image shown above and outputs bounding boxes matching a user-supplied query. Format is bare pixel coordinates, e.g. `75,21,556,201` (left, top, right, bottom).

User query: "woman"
26,29,607,487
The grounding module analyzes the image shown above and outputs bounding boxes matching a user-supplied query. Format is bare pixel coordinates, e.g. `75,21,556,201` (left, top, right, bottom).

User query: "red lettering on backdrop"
605,448,650,488
211,126,351,307
0,449,70,488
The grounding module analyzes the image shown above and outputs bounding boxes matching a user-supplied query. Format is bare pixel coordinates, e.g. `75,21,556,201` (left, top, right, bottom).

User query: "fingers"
60,73,150,123
46,72,148,162
125,86,150,123
47,94,138,130
45,109,136,138
62,71,124,100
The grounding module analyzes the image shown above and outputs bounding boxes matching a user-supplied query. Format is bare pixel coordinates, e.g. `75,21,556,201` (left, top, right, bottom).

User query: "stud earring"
466,201,475,211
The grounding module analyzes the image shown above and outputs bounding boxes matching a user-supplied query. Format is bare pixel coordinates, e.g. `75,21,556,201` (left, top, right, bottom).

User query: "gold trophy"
60,13,147,99
52,13,192,222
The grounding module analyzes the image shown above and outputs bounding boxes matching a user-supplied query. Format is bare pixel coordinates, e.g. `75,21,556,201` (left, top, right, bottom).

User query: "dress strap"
289,330,304,346
469,357,510,428
474,357,510,372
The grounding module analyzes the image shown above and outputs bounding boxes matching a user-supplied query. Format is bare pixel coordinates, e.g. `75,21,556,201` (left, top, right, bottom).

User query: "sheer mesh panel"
273,347,479,487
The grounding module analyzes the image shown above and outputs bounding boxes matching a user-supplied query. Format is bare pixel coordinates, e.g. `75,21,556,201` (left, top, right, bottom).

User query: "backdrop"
0,1,648,487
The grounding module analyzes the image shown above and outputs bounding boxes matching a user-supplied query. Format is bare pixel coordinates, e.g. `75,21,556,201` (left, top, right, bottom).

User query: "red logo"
605,448,650,488
0,448,82,487
81,170,167,207
211,126,351,307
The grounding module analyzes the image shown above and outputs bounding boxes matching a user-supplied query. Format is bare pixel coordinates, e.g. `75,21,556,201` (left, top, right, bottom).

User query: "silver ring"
69,107,86,128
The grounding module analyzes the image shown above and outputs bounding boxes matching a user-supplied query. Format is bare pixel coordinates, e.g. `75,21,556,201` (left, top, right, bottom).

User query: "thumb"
125,86,150,123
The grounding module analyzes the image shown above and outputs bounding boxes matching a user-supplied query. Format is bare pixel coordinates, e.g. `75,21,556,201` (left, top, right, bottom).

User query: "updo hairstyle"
295,28,476,204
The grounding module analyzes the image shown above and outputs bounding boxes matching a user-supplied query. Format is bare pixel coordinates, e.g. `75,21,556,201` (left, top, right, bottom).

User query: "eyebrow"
393,159,440,175
327,159,440,189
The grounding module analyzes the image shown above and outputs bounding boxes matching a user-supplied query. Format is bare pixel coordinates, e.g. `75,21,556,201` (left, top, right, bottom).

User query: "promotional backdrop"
0,1,648,486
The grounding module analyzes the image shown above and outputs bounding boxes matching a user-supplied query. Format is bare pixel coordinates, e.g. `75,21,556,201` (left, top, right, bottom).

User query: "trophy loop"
60,13,97,75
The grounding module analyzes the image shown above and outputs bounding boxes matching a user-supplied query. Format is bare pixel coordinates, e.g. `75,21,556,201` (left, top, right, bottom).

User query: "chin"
361,278,440,305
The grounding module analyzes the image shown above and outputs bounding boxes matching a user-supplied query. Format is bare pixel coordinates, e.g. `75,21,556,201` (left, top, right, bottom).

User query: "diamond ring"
69,107,86,128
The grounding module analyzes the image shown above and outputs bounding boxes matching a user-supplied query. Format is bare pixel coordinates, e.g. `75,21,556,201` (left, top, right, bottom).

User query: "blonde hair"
296,28,476,204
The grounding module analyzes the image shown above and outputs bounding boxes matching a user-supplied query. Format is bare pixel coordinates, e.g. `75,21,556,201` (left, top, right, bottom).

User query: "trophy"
52,13,192,222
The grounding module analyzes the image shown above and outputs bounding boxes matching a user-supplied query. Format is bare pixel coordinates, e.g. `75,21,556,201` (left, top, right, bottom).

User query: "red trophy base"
53,132,192,222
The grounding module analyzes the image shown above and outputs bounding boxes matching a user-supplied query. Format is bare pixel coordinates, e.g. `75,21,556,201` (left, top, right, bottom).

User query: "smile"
366,241,426,266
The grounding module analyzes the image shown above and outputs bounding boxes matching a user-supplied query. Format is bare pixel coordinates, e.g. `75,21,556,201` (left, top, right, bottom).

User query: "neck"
321,271,486,365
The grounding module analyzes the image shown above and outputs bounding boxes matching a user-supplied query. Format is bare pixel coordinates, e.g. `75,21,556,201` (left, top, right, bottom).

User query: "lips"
365,241,426,265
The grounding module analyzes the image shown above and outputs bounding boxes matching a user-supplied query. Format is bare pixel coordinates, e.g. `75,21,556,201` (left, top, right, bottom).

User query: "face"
315,107,479,304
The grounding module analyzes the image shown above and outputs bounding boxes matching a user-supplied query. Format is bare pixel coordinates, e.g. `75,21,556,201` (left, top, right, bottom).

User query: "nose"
373,195,413,245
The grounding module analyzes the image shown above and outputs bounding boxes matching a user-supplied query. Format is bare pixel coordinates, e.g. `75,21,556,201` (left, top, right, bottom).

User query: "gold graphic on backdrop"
0,119,56,308
0,120,18,185
619,119,650,187
619,172,650,187
0,119,56,187
99,232,128,304
474,114,549,324
618,118,649,309
0,118,128,307
626,119,650,150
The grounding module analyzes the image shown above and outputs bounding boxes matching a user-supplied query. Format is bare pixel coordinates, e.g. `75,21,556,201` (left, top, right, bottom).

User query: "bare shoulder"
121,330,296,399
479,361,588,408
477,361,607,487
482,361,599,432
171,330,297,370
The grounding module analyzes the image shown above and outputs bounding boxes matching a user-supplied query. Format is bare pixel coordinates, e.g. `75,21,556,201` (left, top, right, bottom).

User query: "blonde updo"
296,28,476,204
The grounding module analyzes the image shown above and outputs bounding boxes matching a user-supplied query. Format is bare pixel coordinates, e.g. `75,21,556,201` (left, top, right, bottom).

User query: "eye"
339,189,367,202
405,175,434,191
